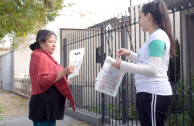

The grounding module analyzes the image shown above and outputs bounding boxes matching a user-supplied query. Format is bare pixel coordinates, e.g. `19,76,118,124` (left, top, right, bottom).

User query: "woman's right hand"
63,65,75,75
116,48,131,56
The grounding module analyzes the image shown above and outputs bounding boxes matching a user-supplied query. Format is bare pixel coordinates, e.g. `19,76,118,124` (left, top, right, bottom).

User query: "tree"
0,0,74,48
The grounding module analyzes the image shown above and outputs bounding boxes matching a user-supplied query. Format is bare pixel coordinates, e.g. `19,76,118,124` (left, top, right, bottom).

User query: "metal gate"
62,0,194,125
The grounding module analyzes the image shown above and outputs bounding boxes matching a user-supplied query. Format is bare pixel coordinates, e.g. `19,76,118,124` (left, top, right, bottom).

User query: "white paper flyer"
95,56,125,97
68,48,85,79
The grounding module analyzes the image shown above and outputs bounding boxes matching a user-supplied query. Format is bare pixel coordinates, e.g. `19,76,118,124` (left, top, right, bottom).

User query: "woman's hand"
55,65,75,83
67,79,71,85
112,59,122,69
63,65,75,75
117,48,130,56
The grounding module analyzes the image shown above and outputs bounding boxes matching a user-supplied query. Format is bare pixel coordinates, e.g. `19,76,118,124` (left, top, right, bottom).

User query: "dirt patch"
0,89,29,115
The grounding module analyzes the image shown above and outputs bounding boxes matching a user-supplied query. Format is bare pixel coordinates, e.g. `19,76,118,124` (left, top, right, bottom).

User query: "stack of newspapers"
95,56,125,97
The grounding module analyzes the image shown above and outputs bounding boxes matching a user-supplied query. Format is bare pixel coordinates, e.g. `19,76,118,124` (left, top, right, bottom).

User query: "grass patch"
0,103,3,120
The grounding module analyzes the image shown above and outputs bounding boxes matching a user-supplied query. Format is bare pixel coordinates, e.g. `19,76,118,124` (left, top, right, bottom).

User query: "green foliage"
168,39,180,82
166,76,194,126
127,103,138,120
167,38,193,125
88,103,138,120
0,103,3,120
166,113,191,126
0,0,74,47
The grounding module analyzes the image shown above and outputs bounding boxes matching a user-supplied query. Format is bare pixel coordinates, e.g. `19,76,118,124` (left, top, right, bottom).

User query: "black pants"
136,92,172,126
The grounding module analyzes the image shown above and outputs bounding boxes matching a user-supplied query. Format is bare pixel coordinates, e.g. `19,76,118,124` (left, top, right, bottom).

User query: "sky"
0,0,152,48
46,0,152,36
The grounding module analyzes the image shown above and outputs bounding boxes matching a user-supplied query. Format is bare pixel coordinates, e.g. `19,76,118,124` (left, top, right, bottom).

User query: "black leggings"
136,92,172,126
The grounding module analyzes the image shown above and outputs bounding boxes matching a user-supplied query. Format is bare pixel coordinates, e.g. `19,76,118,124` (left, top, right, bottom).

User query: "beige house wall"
181,7,194,77
0,48,10,55
60,28,84,67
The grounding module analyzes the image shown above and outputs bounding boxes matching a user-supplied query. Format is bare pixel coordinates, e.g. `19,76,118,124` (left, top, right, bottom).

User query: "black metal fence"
63,0,194,125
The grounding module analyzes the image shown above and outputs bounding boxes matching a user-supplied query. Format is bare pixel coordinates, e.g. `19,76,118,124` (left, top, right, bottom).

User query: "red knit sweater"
29,49,75,111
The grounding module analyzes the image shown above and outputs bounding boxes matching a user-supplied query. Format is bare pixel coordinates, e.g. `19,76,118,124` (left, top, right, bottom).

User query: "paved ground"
0,89,90,126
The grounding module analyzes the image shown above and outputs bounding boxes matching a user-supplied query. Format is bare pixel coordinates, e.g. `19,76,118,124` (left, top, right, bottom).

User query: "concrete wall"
13,38,33,78
0,51,14,91
14,78,31,98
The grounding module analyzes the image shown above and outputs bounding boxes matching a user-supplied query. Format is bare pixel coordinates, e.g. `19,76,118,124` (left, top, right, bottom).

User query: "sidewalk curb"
65,108,102,126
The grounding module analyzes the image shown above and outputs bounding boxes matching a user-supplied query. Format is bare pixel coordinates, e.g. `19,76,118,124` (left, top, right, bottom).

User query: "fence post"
121,16,127,124
63,38,71,107
100,24,106,125
63,38,68,67
1,80,2,89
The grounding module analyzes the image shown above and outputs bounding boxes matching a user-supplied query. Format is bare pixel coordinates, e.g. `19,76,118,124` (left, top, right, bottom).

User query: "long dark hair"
29,29,57,51
141,0,175,56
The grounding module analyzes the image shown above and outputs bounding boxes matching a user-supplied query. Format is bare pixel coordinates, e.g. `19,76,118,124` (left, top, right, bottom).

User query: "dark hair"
141,0,175,56
29,29,57,51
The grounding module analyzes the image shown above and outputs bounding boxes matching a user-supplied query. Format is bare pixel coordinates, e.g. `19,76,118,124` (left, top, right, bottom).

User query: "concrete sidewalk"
0,114,90,126
0,89,90,126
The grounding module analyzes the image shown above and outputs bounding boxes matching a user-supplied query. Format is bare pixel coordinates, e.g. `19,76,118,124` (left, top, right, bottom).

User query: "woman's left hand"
112,59,122,69
67,79,71,85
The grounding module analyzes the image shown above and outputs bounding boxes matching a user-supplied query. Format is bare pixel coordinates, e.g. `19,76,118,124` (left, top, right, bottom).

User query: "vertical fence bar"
121,16,127,125
132,6,137,126
98,24,101,116
86,29,89,112
179,1,185,126
109,19,113,125
82,29,85,111
117,15,122,125
77,30,82,109
92,28,94,114
129,5,135,126
101,24,105,125
186,1,192,126
112,17,116,126
114,17,118,126
63,38,68,68
76,31,78,110
138,4,141,49
95,26,98,116
172,0,177,125
104,22,108,124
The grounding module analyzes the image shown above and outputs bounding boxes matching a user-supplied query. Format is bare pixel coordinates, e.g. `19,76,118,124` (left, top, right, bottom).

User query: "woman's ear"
146,13,151,20
39,41,43,48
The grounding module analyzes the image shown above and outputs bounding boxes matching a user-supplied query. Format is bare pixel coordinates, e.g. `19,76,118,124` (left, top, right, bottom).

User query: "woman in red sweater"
29,29,75,126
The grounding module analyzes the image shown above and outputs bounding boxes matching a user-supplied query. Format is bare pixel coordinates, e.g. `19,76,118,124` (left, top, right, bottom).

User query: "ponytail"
29,41,40,51
159,0,175,56
142,0,175,56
